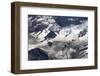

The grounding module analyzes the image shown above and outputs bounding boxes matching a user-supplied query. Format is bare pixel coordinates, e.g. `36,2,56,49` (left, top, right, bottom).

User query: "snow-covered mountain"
28,15,88,60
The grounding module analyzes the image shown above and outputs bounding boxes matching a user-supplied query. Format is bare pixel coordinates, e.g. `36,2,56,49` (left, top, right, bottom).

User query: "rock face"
41,31,57,42
28,15,88,60
28,48,49,60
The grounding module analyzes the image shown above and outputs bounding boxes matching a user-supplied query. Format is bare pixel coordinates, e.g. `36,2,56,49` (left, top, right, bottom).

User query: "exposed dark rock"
45,31,57,39
48,42,53,47
28,48,49,60
78,29,87,37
